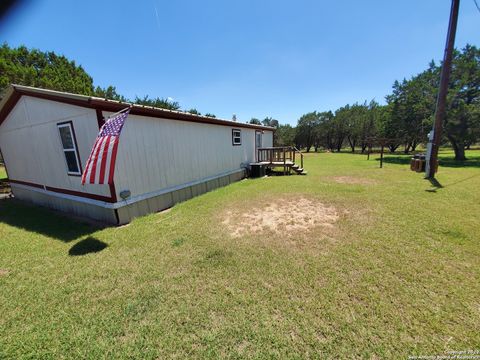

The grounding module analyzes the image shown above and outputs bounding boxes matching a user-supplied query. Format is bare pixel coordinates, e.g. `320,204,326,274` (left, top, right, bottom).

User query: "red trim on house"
8,179,45,189
0,85,275,132
96,109,105,129
44,185,114,203
0,90,21,125
109,182,118,203
14,88,94,111
91,100,272,131
9,178,116,203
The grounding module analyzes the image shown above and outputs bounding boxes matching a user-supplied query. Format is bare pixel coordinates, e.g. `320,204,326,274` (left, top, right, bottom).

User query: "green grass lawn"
0,166,9,194
1,150,479,358
0,165,7,180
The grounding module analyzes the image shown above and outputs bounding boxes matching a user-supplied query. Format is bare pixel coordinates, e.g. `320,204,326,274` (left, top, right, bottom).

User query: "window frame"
255,130,263,149
232,128,242,146
57,121,82,176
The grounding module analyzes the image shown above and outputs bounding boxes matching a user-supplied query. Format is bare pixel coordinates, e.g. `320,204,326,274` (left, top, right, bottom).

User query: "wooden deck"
257,161,294,166
253,147,306,175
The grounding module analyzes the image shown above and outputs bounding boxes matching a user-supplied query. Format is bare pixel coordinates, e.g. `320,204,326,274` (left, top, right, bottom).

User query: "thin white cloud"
153,2,161,31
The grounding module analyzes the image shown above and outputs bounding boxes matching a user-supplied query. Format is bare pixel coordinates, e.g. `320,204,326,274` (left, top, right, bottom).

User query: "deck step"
292,167,307,175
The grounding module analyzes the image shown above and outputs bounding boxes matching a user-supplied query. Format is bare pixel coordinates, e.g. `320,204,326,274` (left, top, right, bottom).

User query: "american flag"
81,108,130,185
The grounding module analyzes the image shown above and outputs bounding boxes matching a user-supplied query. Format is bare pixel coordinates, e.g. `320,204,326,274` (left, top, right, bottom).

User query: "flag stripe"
81,108,129,186
94,136,109,184
88,136,106,183
82,137,101,184
86,139,103,176
82,136,100,184
108,138,120,185
98,135,112,184
93,136,110,184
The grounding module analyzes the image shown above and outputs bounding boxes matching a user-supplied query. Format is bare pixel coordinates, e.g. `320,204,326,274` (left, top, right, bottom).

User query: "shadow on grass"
69,237,107,256
437,157,480,168
425,177,444,193
425,174,480,193
0,199,102,242
379,155,480,168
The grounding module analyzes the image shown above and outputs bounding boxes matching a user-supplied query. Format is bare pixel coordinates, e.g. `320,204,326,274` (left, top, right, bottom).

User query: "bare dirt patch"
222,197,339,238
332,176,377,185
0,269,9,276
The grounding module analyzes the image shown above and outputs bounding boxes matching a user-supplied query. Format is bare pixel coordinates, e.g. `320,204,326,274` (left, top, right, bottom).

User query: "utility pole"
426,0,460,179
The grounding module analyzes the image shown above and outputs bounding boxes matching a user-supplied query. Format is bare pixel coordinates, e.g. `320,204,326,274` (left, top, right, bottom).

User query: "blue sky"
1,0,479,125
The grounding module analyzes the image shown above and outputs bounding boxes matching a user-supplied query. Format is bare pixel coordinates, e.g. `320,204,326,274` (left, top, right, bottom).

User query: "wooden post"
283,148,286,175
427,0,460,178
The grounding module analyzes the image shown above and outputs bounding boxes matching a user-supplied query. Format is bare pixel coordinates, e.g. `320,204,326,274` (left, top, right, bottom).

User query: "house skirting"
10,168,246,225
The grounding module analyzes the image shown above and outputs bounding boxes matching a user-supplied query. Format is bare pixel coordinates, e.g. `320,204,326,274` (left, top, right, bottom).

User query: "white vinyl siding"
0,97,111,199
113,115,274,199
0,95,274,206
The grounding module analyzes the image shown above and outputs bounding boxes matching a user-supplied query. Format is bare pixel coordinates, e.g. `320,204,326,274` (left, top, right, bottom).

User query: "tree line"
1,43,478,160
274,44,479,161
0,44,215,116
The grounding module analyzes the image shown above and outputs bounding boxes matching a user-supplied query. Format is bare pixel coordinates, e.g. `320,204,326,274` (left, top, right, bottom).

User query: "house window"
232,129,241,146
57,122,82,175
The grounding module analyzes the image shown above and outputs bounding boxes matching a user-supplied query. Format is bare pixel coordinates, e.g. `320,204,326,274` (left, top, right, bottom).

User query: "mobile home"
0,85,274,224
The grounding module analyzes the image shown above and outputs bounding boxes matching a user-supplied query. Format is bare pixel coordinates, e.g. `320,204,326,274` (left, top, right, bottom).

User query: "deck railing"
257,146,303,169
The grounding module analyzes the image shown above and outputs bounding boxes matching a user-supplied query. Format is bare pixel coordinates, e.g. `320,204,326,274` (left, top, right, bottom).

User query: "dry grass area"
222,196,339,238
332,175,377,185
